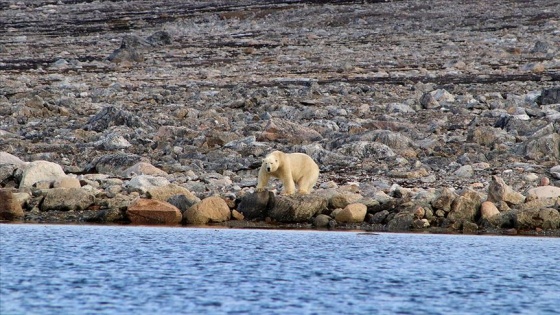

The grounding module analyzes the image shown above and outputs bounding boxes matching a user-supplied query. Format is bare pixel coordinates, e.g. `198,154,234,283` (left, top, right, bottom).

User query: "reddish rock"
127,198,182,225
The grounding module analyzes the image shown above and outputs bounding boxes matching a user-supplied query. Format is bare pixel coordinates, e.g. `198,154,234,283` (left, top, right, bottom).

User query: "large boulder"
147,183,200,204
184,196,231,225
237,191,275,220
18,160,66,188
526,186,560,200
268,194,327,223
480,201,500,220
516,208,560,230
487,176,525,205
448,189,482,224
387,212,414,231
335,203,367,223
0,152,26,166
0,189,24,220
41,188,95,211
431,187,458,212
127,198,182,225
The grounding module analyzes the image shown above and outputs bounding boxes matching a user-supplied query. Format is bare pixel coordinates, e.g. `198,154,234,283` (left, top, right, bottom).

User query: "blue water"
1,225,559,315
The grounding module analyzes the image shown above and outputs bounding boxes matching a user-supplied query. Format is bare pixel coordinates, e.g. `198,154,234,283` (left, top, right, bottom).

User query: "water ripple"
1,225,559,315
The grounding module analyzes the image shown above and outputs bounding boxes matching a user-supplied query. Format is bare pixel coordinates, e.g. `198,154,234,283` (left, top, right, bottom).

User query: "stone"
431,187,458,212
520,133,560,160
53,176,81,189
167,194,200,213
454,165,474,178
0,189,24,220
18,160,66,189
538,87,560,105
412,219,430,229
526,186,560,200
41,188,95,211
516,208,560,230
124,162,168,177
184,196,231,225
313,214,331,228
258,119,322,144
448,189,482,224
237,191,275,220
550,165,560,180
87,153,146,177
125,175,170,194
83,106,145,132
147,184,199,204
127,198,182,225
0,152,26,166
462,221,478,234
328,191,363,209
480,201,500,220
387,212,414,231
368,210,389,224
268,194,328,223
487,176,525,205
335,203,367,223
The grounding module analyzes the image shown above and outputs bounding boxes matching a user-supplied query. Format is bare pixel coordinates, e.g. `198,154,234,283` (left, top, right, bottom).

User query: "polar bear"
256,151,319,195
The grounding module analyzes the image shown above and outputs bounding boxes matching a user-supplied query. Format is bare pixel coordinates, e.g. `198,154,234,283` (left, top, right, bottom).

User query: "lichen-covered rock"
516,208,560,230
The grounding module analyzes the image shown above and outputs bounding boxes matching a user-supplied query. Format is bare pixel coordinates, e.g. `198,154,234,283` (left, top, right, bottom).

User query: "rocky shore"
1,0,559,236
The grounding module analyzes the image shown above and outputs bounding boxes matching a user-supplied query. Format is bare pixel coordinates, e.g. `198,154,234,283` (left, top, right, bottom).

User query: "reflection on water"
1,225,559,314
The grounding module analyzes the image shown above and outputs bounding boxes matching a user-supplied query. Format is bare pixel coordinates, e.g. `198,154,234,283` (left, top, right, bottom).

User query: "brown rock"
448,189,482,224
127,198,182,225
487,176,525,205
147,184,200,204
335,203,367,223
184,196,231,225
480,201,500,220
0,189,24,221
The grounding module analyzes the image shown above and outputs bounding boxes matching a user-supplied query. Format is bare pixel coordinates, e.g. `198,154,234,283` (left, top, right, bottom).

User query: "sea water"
1,224,559,315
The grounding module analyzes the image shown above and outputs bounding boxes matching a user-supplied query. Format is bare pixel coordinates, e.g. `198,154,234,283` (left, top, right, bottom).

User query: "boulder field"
1,0,559,235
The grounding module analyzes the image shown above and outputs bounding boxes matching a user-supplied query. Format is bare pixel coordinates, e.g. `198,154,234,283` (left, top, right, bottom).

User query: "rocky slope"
1,0,559,235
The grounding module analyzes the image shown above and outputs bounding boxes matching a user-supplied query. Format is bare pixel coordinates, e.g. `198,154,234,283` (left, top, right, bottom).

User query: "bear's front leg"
256,167,270,192
281,173,296,195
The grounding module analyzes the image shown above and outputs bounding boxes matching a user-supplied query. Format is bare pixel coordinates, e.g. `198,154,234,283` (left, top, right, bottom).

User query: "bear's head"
262,155,279,173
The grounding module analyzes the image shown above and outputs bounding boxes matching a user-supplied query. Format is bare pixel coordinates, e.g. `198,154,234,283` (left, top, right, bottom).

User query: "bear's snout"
266,166,271,172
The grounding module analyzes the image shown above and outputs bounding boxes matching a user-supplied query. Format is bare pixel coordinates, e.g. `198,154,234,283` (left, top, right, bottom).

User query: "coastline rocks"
184,196,231,225
127,198,182,225
41,188,95,211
